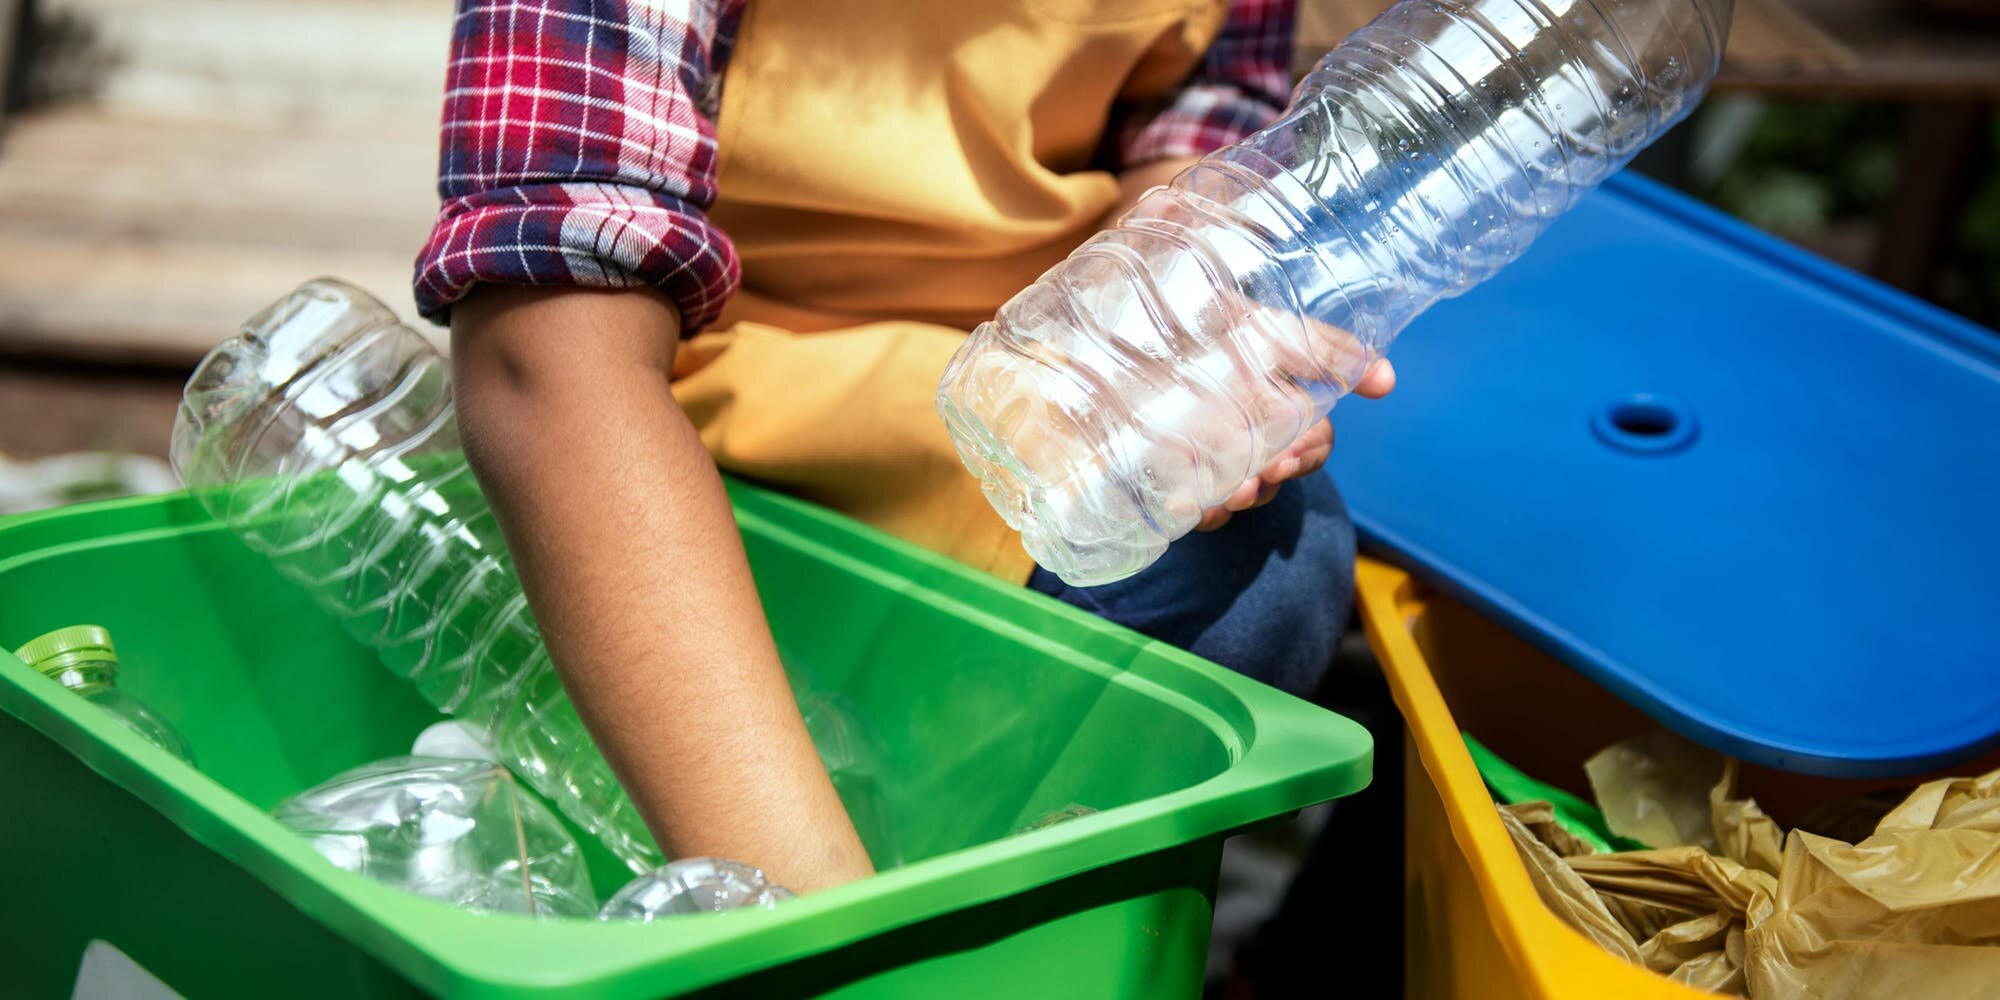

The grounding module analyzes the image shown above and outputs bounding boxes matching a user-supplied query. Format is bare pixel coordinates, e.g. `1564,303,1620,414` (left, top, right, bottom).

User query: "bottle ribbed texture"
938,0,1730,586
273,755,600,919
598,858,793,921
172,279,661,873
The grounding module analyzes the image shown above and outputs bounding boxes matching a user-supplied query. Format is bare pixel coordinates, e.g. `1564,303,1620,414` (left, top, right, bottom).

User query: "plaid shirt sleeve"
1112,0,1298,168
414,0,745,333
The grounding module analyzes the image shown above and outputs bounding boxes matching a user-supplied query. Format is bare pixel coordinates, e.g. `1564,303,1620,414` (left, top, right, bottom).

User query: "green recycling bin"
0,480,1370,998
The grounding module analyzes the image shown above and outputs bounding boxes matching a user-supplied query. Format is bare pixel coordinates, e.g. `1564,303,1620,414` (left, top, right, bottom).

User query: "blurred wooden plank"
1294,0,2000,100
42,0,450,126
0,0,448,365
0,106,440,365
0,228,433,366
0,111,436,250
1720,0,2000,99
0,361,185,458
1717,0,1859,90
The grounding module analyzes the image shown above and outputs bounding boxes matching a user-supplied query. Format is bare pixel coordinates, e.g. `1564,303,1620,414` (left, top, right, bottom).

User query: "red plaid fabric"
414,0,747,330
1115,0,1297,166
414,0,1295,332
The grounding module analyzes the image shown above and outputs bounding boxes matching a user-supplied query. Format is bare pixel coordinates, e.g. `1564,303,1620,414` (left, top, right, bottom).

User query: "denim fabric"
1026,472,1356,698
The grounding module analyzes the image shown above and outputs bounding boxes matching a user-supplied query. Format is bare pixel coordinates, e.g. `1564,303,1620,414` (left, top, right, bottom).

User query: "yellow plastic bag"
1744,771,2000,999
1497,803,1644,964
1584,728,1725,852
1499,800,1762,989
1501,731,2000,997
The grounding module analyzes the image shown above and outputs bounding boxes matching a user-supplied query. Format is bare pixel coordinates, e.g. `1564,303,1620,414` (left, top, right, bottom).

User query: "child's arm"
451,285,872,893
412,2,866,890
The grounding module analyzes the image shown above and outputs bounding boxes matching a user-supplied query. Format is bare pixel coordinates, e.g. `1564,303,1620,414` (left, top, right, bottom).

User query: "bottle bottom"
937,392,1166,588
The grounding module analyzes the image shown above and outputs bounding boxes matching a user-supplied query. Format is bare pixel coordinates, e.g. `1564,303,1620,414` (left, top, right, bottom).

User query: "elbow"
446,284,684,475
449,338,533,489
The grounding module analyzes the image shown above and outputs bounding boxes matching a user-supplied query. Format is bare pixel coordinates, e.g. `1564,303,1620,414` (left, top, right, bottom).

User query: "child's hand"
1195,357,1396,532
1105,158,1399,534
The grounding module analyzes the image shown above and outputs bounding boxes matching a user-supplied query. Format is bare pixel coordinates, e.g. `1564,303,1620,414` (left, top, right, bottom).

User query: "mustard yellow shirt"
674,0,1233,582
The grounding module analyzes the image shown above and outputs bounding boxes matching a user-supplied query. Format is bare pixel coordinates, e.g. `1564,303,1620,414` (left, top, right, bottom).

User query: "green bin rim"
0,480,1371,998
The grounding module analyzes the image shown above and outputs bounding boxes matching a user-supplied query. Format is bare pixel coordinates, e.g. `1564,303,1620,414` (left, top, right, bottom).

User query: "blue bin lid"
1325,173,2000,778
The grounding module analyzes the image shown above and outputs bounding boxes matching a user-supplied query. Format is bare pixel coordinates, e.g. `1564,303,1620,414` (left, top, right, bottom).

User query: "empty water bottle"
938,0,1732,585
14,625,194,764
599,857,793,922
170,279,660,872
274,755,597,918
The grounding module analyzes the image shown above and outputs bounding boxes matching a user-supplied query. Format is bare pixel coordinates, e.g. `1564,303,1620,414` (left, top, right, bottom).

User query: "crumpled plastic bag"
1499,730,2000,997
1584,728,1727,853
1743,769,2000,999
1498,802,1644,965
1709,764,1785,879
1500,799,1772,992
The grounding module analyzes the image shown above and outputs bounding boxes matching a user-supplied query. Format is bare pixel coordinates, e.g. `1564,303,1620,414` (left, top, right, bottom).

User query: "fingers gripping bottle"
171,279,661,872
938,0,1732,586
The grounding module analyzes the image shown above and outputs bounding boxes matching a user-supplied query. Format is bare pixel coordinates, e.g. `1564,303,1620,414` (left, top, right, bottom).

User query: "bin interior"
1371,560,2000,1000
1,486,1367,997
1411,579,2000,840
0,495,1235,895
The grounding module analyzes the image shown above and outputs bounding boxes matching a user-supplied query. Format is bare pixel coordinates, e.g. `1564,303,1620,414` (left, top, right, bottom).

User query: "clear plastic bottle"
273,755,598,918
170,279,661,872
14,625,195,764
599,858,793,922
937,0,1733,586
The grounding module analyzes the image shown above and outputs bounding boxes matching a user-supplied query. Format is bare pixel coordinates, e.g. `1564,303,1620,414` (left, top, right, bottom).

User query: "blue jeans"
1026,473,1357,698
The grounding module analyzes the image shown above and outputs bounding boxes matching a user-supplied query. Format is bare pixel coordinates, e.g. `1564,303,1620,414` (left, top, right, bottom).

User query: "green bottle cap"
13,624,119,678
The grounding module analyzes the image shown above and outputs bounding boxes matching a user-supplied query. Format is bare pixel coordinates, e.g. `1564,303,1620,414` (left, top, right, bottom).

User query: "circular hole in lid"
1592,394,1698,455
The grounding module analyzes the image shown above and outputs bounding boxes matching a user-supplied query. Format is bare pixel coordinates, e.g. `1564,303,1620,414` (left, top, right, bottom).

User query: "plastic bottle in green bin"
172,279,903,876
169,278,661,873
273,755,598,919
599,858,793,922
13,625,194,764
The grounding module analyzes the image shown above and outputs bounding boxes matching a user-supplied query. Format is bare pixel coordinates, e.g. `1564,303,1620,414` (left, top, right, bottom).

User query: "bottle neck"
39,657,117,696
